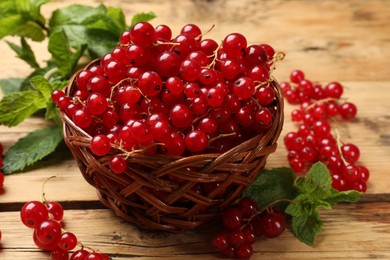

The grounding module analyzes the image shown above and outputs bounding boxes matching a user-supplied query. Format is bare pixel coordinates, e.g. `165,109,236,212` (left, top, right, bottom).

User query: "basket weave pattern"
61,64,284,231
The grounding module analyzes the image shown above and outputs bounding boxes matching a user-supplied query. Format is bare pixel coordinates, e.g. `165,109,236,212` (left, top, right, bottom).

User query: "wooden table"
1,0,390,259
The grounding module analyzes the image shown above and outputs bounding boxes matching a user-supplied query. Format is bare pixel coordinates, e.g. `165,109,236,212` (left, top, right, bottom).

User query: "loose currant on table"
20,177,110,260
281,70,369,192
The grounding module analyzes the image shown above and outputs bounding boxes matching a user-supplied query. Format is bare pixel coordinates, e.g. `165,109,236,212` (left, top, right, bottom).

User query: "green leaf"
325,189,361,205
0,90,46,126
130,12,156,27
243,167,298,210
0,78,24,94
30,76,51,101
296,162,332,195
2,126,63,174
107,7,127,31
6,37,40,69
49,4,107,27
0,0,48,41
290,209,323,246
48,30,73,76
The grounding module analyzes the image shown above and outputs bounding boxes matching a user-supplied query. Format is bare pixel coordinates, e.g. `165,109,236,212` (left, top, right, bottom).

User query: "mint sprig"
0,0,156,174
244,162,361,246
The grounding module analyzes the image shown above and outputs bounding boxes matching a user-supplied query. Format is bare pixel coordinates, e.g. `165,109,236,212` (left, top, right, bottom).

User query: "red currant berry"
20,201,49,229
130,22,156,47
325,81,343,98
169,104,193,129
46,201,64,222
90,134,111,156
222,33,247,58
235,243,253,259
35,219,62,245
290,69,305,83
50,248,69,260
339,102,357,120
109,155,127,174
211,232,229,252
185,130,209,153
70,249,90,260
222,207,243,230
258,211,286,238
58,231,78,251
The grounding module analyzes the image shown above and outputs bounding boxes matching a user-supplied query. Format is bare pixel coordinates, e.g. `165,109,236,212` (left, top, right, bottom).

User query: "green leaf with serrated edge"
291,209,323,246
48,30,73,76
0,78,24,95
130,12,156,27
107,7,127,31
2,126,63,174
325,189,361,205
297,161,332,195
30,76,51,101
49,4,107,28
242,167,298,210
0,90,46,126
6,37,40,69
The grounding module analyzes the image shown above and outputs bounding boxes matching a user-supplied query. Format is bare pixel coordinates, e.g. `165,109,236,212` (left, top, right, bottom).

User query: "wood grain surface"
1,0,390,259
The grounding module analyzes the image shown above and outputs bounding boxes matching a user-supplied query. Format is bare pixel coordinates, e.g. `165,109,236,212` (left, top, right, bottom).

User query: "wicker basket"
61,60,284,232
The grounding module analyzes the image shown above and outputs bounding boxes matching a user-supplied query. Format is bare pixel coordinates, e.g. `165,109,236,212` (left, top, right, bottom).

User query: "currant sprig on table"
281,70,369,192
20,177,110,260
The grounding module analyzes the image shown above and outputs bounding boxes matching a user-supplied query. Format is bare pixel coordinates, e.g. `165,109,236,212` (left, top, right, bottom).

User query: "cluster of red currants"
20,200,109,260
211,197,286,259
52,22,281,174
281,70,369,192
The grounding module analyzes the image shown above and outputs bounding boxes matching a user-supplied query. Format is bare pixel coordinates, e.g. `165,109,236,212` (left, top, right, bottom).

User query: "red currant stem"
250,96,262,110
254,78,273,90
195,24,215,41
116,142,163,158
267,51,285,77
109,77,139,100
334,128,349,166
304,97,345,112
41,176,56,204
260,198,295,213
242,198,295,229
154,41,180,47
209,132,236,143
206,42,223,69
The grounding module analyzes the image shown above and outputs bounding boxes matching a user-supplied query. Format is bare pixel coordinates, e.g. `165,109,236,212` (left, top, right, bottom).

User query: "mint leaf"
325,189,361,204
30,76,52,101
107,7,127,31
2,126,63,174
49,4,107,27
6,37,40,69
291,209,322,246
243,167,298,210
30,76,67,124
48,29,86,77
284,162,361,246
0,78,24,94
0,90,46,126
0,0,48,41
130,12,156,27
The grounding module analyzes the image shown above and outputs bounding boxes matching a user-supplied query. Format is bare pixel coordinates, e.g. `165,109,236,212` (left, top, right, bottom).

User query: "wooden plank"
0,202,389,259
2,0,389,82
